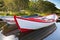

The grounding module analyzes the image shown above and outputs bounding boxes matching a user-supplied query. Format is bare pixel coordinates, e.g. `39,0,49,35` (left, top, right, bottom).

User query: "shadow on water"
0,19,60,40
44,22,60,40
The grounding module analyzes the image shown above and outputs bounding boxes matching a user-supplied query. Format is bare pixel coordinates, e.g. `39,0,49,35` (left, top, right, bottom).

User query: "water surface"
0,23,60,40
44,23,60,40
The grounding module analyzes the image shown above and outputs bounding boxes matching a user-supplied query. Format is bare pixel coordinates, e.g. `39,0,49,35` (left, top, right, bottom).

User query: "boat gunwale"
14,16,55,23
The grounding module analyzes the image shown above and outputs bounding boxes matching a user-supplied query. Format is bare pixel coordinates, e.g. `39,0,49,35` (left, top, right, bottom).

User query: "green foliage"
29,1,57,13
0,0,59,16
1,0,29,12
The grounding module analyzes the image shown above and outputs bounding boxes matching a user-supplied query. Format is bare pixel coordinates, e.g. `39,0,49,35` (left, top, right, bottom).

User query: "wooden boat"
14,14,58,32
2,16,15,24
2,16,38,24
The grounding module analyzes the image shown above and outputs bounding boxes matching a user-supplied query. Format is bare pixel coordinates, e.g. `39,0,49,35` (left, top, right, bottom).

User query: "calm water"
44,23,60,40
0,23,60,40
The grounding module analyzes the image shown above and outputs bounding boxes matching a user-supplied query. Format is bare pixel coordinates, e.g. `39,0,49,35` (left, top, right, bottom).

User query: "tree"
29,0,57,13
3,0,29,12
0,0,5,11
3,0,16,11
14,0,29,10
39,1,57,13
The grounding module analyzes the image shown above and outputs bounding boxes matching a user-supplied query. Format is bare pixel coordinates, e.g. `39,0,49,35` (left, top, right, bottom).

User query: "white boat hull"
16,18,55,29
3,18,15,24
2,16,15,24
14,14,58,32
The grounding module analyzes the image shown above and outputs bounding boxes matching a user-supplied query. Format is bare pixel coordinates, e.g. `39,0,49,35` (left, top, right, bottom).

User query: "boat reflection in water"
44,23,60,40
0,23,60,40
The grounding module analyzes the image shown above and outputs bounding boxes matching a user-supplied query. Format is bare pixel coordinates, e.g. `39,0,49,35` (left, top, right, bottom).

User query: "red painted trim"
14,16,21,31
16,16,54,23
14,16,33,33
